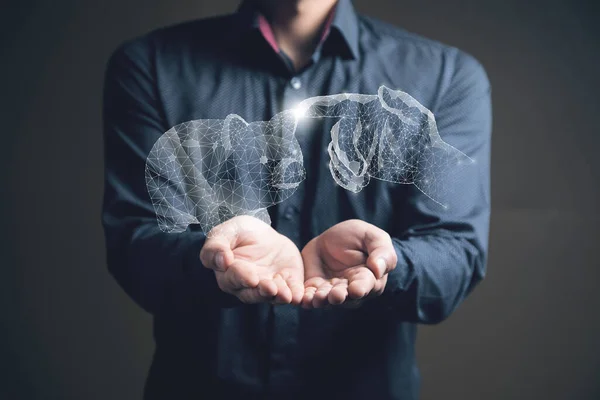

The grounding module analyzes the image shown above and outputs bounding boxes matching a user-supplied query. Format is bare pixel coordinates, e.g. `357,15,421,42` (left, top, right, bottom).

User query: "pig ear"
378,85,392,96
224,113,248,128
377,85,413,116
377,85,394,109
222,114,248,149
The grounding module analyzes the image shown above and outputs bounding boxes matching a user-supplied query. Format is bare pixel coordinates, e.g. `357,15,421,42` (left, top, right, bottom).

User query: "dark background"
2,0,599,399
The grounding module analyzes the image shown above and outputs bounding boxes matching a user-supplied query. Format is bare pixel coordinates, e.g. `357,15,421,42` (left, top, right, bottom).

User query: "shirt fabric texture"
101,0,492,398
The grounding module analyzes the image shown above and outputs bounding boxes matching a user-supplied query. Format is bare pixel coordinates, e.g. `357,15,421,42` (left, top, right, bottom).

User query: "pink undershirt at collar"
257,6,337,54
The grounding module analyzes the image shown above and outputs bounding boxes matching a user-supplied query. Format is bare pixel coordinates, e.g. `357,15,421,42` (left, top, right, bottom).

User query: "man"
102,0,492,398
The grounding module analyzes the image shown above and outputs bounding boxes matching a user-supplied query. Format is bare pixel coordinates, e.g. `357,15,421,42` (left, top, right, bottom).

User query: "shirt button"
283,206,297,220
290,77,302,90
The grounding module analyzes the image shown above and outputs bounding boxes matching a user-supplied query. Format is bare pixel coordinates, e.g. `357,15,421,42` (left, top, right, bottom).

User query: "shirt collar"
328,0,359,59
233,0,359,60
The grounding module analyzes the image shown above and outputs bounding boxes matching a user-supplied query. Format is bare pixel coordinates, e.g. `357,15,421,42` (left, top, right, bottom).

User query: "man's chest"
152,51,433,238
155,48,438,125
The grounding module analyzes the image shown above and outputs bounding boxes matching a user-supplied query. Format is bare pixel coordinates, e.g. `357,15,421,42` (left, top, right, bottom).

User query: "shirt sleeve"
373,51,492,324
101,39,241,315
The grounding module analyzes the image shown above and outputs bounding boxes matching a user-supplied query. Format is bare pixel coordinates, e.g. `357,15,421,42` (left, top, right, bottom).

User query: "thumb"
363,227,397,279
200,226,238,271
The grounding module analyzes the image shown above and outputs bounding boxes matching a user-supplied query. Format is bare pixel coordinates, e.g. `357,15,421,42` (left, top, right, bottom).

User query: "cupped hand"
200,215,304,305
301,219,397,309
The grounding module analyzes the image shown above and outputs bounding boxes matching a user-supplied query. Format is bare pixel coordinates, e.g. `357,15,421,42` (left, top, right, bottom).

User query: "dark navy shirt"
102,1,492,399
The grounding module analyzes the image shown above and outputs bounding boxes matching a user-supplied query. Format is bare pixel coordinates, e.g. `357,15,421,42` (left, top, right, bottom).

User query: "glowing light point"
292,103,308,119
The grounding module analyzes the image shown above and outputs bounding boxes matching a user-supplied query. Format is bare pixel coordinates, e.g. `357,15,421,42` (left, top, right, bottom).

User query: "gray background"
2,0,599,399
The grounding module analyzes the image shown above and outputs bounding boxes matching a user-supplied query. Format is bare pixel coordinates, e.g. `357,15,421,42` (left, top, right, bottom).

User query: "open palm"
201,216,304,305
301,220,397,308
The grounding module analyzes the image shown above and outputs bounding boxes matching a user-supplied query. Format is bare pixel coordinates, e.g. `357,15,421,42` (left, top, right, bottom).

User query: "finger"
347,270,376,300
302,286,317,309
273,274,292,304
235,287,265,304
302,277,324,309
312,282,333,308
327,281,348,305
258,279,278,298
363,226,397,279
304,276,326,290
365,252,396,280
286,278,305,306
200,236,236,272
225,261,260,290
372,275,388,296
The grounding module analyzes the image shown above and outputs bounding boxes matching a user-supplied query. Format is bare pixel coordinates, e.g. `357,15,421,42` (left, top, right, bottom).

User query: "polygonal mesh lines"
146,86,473,233
296,85,474,208
145,111,304,233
